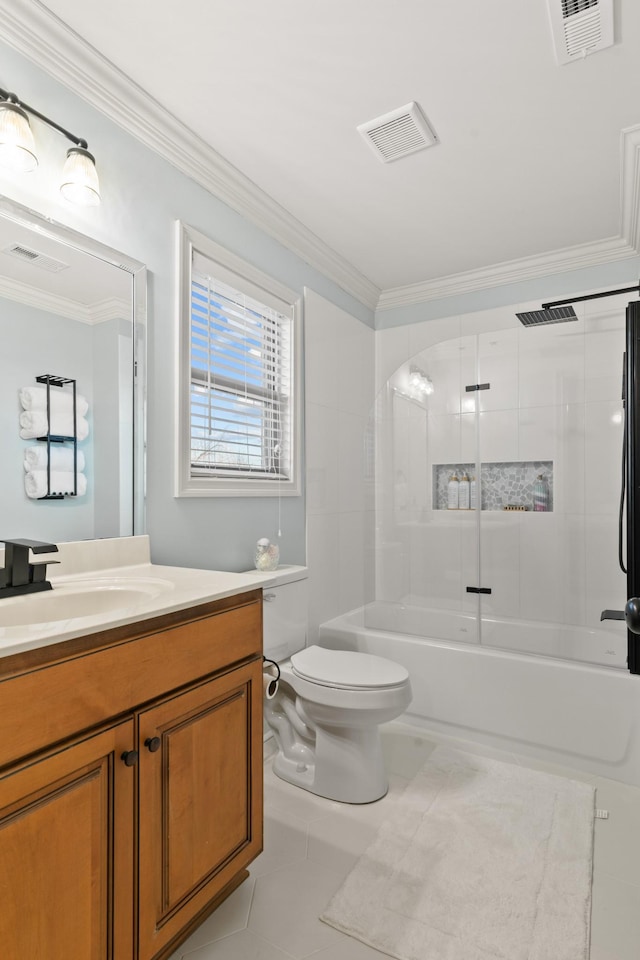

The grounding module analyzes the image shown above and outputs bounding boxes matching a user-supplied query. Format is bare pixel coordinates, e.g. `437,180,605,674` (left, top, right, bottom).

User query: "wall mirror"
0,196,146,544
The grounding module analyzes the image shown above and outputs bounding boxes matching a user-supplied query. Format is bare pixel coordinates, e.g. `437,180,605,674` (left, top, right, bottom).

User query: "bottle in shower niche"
470,475,477,510
447,472,459,510
458,472,470,510
533,474,550,512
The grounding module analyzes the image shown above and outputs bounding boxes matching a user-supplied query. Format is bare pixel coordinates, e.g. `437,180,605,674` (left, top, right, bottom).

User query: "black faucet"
0,539,59,598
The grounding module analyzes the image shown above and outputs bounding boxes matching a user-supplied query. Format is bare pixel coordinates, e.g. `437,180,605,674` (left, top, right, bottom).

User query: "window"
176,223,301,497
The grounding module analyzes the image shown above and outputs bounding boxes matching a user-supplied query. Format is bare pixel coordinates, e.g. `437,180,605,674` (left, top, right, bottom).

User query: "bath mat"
321,746,595,960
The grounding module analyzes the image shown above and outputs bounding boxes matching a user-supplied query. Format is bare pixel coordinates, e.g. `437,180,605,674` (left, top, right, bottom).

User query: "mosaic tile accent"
433,461,553,511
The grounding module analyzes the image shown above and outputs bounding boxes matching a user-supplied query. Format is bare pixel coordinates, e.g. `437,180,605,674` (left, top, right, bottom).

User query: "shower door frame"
626,300,640,674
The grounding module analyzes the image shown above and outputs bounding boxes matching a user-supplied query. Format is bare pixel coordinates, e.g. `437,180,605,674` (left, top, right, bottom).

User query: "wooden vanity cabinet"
0,720,136,960
0,589,263,960
138,658,263,960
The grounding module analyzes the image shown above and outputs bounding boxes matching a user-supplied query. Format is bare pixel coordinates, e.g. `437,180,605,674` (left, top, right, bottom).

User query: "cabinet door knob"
121,750,139,767
145,737,161,753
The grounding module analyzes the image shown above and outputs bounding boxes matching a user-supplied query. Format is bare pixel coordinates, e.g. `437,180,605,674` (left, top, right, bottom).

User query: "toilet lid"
290,645,409,690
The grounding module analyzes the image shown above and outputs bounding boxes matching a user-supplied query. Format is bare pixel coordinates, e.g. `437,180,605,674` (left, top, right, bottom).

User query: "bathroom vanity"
0,538,268,960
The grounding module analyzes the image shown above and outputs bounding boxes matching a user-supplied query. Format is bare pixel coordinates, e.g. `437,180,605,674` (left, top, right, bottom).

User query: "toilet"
261,569,412,803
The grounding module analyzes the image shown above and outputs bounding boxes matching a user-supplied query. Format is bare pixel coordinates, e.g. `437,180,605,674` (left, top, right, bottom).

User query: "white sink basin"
0,577,173,627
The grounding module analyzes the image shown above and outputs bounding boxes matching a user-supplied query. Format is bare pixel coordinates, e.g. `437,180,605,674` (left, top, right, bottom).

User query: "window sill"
175,478,301,498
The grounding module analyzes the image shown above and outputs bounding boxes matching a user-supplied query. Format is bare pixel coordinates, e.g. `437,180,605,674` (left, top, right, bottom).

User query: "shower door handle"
600,609,625,621
600,601,640,635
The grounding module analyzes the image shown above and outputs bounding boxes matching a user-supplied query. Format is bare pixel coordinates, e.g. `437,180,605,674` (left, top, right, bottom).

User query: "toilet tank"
262,569,308,662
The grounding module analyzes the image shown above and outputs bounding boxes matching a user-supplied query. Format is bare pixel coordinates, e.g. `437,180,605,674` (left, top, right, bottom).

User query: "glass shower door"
372,303,630,668
370,333,480,644
475,326,526,651
476,307,628,668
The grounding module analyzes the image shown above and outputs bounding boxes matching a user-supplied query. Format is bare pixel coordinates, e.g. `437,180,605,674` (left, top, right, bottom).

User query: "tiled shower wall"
374,294,628,629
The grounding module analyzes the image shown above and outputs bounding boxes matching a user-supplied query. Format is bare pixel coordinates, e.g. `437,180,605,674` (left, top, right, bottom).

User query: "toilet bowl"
260,569,412,803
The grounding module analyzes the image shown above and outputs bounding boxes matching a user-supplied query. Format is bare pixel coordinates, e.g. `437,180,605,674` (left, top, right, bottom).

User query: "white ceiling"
14,1,640,297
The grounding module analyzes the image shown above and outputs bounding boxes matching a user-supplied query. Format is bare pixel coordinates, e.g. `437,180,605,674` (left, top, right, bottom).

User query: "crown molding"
0,274,120,323
88,296,131,324
620,124,640,255
377,236,637,310
0,0,379,311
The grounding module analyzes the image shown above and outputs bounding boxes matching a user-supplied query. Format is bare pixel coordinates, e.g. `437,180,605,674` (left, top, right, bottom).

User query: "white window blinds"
190,269,294,481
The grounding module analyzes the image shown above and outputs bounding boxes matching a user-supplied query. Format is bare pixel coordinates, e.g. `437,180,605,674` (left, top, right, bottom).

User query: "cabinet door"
138,658,263,960
0,720,135,960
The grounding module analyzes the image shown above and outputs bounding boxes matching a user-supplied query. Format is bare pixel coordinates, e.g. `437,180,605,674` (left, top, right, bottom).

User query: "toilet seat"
290,645,409,691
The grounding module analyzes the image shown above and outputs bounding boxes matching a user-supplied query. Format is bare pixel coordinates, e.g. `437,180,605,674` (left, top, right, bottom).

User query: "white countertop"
0,535,307,659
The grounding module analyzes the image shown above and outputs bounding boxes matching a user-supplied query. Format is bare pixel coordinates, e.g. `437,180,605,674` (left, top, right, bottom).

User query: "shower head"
515,305,578,327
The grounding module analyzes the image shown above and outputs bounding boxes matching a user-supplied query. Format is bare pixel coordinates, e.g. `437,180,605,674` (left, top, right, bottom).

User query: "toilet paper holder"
263,655,280,699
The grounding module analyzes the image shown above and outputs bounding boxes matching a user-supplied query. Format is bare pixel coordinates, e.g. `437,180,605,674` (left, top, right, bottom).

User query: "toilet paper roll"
263,662,279,700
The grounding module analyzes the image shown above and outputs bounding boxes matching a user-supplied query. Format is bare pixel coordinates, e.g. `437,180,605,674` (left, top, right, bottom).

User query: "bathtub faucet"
0,539,59,598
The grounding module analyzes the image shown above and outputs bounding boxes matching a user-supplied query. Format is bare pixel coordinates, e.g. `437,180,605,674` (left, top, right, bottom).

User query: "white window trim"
175,221,302,497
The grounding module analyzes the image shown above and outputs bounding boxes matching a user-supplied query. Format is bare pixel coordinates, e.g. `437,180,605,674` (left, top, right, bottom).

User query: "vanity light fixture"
60,147,100,206
0,88,100,206
0,101,37,172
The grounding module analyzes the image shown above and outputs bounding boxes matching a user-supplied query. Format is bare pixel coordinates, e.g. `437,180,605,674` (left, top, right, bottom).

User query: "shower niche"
433,461,554,512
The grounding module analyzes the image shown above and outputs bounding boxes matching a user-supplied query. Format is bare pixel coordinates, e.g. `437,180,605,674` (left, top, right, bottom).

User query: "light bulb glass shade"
60,147,100,206
0,102,38,172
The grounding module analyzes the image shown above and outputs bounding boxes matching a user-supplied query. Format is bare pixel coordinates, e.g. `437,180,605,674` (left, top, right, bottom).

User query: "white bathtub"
318,605,640,787
360,599,628,669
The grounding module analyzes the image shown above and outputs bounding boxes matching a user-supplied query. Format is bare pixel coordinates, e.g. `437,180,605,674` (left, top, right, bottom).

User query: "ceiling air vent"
2,243,69,273
357,102,438,163
546,0,614,64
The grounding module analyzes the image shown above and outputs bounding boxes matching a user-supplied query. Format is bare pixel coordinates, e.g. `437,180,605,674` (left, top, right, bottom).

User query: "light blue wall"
0,41,375,571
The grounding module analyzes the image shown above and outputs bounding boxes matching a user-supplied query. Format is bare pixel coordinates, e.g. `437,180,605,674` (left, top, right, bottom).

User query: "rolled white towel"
19,411,89,441
19,385,89,417
23,445,86,472
24,470,87,499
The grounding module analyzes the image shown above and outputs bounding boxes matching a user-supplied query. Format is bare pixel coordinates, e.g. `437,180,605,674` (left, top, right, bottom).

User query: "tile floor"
169,722,640,960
